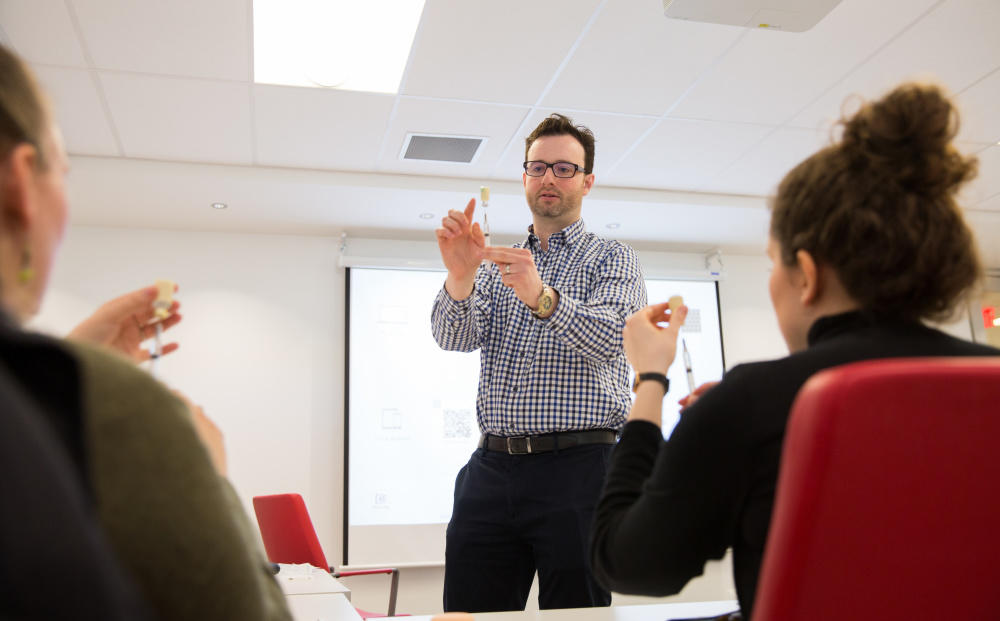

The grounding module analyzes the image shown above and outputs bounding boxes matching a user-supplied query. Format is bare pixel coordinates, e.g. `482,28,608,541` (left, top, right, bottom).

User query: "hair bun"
840,83,976,198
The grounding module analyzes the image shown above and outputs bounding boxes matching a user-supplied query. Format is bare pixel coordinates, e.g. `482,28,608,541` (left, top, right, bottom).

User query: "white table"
276,567,352,599
387,601,740,621
276,565,361,621
284,592,360,621
274,567,737,621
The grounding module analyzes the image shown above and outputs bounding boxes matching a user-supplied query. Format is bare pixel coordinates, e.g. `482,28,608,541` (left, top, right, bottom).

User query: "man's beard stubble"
527,187,582,220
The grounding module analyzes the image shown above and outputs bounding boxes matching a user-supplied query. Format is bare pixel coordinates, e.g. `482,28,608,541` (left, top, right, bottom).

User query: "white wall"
34,224,975,614
33,225,346,578
716,254,788,367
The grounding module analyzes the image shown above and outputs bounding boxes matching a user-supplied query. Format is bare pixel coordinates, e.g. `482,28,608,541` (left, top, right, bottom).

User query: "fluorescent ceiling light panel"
254,0,425,94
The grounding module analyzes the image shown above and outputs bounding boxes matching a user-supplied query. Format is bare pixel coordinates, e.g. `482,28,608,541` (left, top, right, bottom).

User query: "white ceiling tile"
6,0,1000,260
254,85,395,171
64,156,772,253
701,127,831,196
670,0,939,125
100,73,253,164
0,0,86,66
32,65,118,156
585,198,771,250
791,0,1000,129
401,0,602,104
70,0,250,80
542,3,744,116
964,146,1000,205
605,119,773,191
491,110,658,184
64,156,521,238
957,68,1000,145
378,98,529,178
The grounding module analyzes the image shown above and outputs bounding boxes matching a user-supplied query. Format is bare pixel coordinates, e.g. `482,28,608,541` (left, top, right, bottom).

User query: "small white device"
682,339,696,395
480,186,491,246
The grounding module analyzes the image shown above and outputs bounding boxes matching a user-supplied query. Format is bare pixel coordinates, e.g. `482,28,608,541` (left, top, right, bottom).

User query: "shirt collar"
806,310,880,346
526,219,586,251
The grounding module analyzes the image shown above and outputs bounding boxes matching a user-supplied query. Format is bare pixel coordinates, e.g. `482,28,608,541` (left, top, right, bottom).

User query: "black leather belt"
478,429,618,455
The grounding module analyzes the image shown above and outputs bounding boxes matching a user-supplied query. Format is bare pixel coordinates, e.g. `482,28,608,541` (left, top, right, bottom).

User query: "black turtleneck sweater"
590,311,999,619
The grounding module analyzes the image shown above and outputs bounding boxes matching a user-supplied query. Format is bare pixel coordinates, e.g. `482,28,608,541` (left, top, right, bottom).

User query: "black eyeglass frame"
522,160,590,178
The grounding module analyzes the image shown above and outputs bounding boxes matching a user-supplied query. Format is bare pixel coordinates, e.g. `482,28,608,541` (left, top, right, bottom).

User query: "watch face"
535,286,555,318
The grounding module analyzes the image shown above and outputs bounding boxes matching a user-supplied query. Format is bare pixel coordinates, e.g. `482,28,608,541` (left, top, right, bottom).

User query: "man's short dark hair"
524,114,595,174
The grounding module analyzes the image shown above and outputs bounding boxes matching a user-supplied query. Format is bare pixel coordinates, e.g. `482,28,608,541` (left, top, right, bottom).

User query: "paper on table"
277,563,327,580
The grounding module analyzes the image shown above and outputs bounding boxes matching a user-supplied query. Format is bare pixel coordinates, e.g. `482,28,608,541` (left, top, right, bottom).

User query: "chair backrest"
754,357,1000,620
252,493,330,571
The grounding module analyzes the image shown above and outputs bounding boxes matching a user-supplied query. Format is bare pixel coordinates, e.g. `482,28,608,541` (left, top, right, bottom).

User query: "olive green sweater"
70,342,291,621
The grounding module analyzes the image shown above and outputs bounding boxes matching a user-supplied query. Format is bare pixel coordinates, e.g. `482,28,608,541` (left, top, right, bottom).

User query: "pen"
480,186,491,246
682,339,696,394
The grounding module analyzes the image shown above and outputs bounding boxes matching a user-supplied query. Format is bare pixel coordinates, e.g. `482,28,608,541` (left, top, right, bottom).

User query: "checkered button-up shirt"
431,219,647,436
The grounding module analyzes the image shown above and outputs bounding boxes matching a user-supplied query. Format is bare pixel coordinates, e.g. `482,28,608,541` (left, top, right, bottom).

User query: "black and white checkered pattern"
432,220,647,436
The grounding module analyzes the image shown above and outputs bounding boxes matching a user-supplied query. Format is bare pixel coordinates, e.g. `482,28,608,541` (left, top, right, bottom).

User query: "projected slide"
348,268,480,528
346,268,724,564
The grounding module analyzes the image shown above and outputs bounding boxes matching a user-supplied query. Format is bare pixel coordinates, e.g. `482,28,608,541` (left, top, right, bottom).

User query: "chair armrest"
331,568,400,615
333,568,396,577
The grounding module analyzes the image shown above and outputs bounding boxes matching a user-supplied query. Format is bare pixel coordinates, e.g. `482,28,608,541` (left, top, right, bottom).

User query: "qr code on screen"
680,308,702,333
443,409,474,439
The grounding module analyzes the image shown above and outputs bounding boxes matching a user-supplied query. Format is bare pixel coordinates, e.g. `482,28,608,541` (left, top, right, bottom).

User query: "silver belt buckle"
506,436,532,455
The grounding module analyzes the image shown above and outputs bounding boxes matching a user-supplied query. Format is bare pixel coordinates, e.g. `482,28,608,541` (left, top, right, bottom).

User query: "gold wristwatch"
533,284,556,319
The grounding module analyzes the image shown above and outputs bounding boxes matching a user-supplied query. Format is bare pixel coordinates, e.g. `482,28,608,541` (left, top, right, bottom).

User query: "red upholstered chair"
252,493,402,618
753,357,1000,620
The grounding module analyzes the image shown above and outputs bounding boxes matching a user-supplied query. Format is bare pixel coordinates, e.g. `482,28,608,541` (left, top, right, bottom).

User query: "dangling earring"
18,247,34,284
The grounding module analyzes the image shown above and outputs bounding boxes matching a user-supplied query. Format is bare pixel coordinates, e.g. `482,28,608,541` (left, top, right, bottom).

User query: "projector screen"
345,267,724,566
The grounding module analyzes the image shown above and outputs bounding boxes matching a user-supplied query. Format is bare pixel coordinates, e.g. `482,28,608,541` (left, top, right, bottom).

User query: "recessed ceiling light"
211,202,228,210
606,223,621,230
419,212,434,220
253,0,426,94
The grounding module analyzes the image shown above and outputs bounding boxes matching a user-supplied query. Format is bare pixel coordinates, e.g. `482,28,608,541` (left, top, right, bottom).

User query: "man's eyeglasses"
523,161,588,178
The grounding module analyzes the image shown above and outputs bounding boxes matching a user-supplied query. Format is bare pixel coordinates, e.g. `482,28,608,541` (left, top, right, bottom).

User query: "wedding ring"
505,264,511,275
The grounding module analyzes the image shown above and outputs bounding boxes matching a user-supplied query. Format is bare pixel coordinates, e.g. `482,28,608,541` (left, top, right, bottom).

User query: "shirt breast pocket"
557,264,599,303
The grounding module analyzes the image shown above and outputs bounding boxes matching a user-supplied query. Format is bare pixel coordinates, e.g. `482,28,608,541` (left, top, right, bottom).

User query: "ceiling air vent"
401,133,486,164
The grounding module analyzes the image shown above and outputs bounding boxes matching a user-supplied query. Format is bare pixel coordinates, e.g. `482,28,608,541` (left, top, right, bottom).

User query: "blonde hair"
0,45,52,169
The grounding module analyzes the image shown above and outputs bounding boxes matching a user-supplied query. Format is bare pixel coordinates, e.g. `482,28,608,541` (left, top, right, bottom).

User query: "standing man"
431,114,647,612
